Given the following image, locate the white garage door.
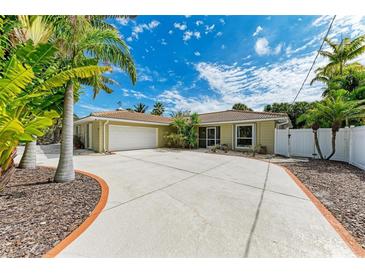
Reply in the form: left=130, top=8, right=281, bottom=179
left=109, top=125, right=158, bottom=151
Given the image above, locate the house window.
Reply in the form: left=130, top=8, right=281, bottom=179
left=198, top=126, right=221, bottom=148
left=236, top=124, right=255, bottom=148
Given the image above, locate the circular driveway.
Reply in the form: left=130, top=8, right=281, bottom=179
left=35, top=148, right=354, bottom=257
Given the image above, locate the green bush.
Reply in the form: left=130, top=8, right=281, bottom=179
left=164, top=133, right=186, bottom=148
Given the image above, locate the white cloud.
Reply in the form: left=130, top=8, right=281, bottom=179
left=196, top=20, right=204, bottom=26
left=274, top=43, right=283, bottom=55
left=116, top=17, right=130, bottom=26
left=122, top=88, right=150, bottom=100
left=255, top=37, right=270, bottom=55
left=253, top=26, right=263, bottom=36
left=168, top=30, right=173, bottom=35
left=221, top=44, right=226, bottom=49
left=216, top=31, right=223, bottom=37
left=174, top=22, right=187, bottom=31
left=255, top=38, right=282, bottom=56
left=194, top=31, right=201, bottom=39
left=219, top=18, right=225, bottom=25
left=194, top=51, right=201, bottom=56
left=183, top=31, right=193, bottom=42
left=205, top=24, right=215, bottom=34
left=129, top=20, right=160, bottom=41
left=182, top=31, right=200, bottom=42
left=148, top=20, right=160, bottom=29
left=158, top=89, right=227, bottom=114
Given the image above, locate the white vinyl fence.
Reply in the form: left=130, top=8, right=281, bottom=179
left=275, top=126, right=365, bottom=170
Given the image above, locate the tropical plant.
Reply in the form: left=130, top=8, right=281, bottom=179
left=264, top=101, right=315, bottom=128
left=133, top=102, right=148, bottom=113
left=299, top=90, right=365, bottom=160
left=232, top=103, right=252, bottom=111
left=151, top=101, right=165, bottom=116
left=167, top=112, right=200, bottom=148
left=46, top=16, right=136, bottom=183
left=318, top=36, right=365, bottom=76
left=185, top=112, right=200, bottom=149
left=297, top=108, right=330, bottom=160
left=164, top=133, right=186, bottom=148
left=170, top=109, right=191, bottom=118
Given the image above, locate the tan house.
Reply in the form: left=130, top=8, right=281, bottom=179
left=74, top=109, right=290, bottom=154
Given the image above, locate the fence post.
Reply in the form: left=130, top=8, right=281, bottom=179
left=348, top=126, right=354, bottom=165
left=287, top=128, right=291, bottom=158
left=274, top=128, right=277, bottom=154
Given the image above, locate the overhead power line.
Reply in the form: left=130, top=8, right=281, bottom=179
left=290, top=15, right=337, bottom=105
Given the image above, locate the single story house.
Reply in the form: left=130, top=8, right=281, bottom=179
left=74, top=109, right=290, bottom=154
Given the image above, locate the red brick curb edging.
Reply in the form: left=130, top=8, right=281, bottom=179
left=43, top=169, right=109, bottom=258
left=282, top=166, right=365, bottom=258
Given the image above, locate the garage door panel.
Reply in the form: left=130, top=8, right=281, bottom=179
left=109, top=125, right=157, bottom=151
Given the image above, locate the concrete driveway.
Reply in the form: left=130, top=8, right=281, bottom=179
left=30, top=148, right=353, bottom=257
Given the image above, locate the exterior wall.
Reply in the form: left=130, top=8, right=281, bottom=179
left=256, top=121, right=275, bottom=154
left=75, top=119, right=276, bottom=153
left=92, top=120, right=102, bottom=152
left=199, top=120, right=276, bottom=153
left=104, top=120, right=172, bottom=152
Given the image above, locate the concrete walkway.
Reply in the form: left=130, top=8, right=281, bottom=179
left=22, top=148, right=354, bottom=257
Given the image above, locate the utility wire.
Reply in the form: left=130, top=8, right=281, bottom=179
left=290, top=15, right=336, bottom=105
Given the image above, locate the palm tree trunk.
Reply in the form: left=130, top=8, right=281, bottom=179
left=19, top=140, right=37, bottom=169
left=54, top=83, right=75, bottom=183
left=313, top=130, right=324, bottom=160
left=327, top=130, right=337, bottom=160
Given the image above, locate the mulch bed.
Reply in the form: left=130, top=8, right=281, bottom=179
left=0, top=167, right=101, bottom=258
left=279, top=160, right=365, bottom=249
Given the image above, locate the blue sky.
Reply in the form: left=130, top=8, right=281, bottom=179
left=75, top=15, right=365, bottom=117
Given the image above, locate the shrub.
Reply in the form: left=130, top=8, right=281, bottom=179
left=164, top=133, right=186, bottom=148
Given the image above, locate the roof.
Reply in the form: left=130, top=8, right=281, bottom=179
left=76, top=109, right=289, bottom=126
left=198, top=110, right=289, bottom=124
left=91, top=110, right=172, bottom=124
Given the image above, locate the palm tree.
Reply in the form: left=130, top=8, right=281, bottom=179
left=297, top=108, right=328, bottom=160
left=151, top=101, right=165, bottom=116
left=170, top=109, right=191, bottom=118
left=232, top=103, right=252, bottom=111
left=133, top=103, right=148, bottom=113
left=319, top=35, right=365, bottom=76
left=305, top=90, right=365, bottom=160
left=48, top=16, right=136, bottom=183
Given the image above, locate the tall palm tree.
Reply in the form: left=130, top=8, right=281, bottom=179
left=151, top=101, right=165, bottom=116
left=232, top=103, right=252, bottom=111
left=319, top=35, right=365, bottom=76
left=49, top=16, right=136, bottom=183
left=133, top=103, right=148, bottom=113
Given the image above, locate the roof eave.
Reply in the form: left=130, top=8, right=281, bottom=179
left=74, top=116, right=171, bottom=126
left=199, top=117, right=289, bottom=125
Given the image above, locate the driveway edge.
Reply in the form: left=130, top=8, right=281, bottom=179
left=282, top=166, right=365, bottom=258
left=43, top=169, right=109, bottom=258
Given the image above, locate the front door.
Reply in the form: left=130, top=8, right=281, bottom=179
left=207, top=127, right=216, bottom=147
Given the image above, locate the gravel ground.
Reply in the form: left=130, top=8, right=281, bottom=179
left=0, top=167, right=101, bottom=258
left=279, top=160, right=365, bottom=249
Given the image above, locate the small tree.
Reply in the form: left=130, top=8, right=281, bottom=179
left=232, top=103, right=252, bottom=111
left=151, top=101, right=165, bottom=116
left=166, top=112, right=200, bottom=148
left=299, top=90, right=365, bottom=160
left=133, top=103, right=148, bottom=113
